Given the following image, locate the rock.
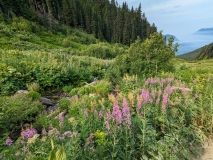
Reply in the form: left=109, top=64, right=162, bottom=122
left=47, top=103, right=59, bottom=113
left=15, top=90, right=28, bottom=95
left=39, top=97, right=54, bottom=106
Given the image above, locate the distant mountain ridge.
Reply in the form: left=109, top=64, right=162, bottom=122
left=177, top=42, right=213, bottom=60
left=164, top=34, right=179, bottom=41
left=198, top=27, right=213, bottom=32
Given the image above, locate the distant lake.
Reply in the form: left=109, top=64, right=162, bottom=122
left=175, top=31, right=213, bottom=56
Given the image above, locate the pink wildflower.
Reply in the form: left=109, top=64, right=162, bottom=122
left=141, top=89, right=149, bottom=102
left=99, top=110, right=103, bottom=118
left=112, top=104, right=122, bottom=124
left=156, top=98, right=160, bottom=104
left=122, top=99, right=131, bottom=125
left=6, top=138, right=13, bottom=146
left=21, top=128, right=37, bottom=139
left=162, top=93, right=169, bottom=104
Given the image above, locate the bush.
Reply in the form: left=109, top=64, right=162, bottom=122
left=0, top=94, right=44, bottom=138
left=69, top=88, right=79, bottom=97
left=109, top=31, right=178, bottom=81
left=62, top=85, right=74, bottom=93
left=59, top=98, right=70, bottom=110
left=27, top=91, right=41, bottom=100
left=95, top=80, right=112, bottom=96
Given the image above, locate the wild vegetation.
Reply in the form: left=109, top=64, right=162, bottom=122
left=0, top=8, right=213, bottom=160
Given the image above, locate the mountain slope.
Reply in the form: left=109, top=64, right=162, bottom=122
left=196, top=42, right=213, bottom=60
left=0, top=0, right=157, bottom=45
left=177, top=42, right=213, bottom=60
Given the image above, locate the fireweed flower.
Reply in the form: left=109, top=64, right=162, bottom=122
left=136, top=100, right=142, bottom=114
left=6, top=138, right=13, bottom=146
left=85, top=133, right=94, bottom=146
left=21, top=128, right=37, bottom=139
left=0, top=155, right=3, bottom=158
left=48, top=127, right=60, bottom=138
left=165, top=84, right=173, bottom=94
left=99, top=110, right=103, bottom=118
left=105, top=112, right=112, bottom=132
left=162, top=93, right=169, bottom=104
left=122, top=99, right=131, bottom=125
left=58, top=113, right=64, bottom=122
left=167, top=77, right=174, bottom=83
left=142, top=89, right=149, bottom=102
left=112, top=104, right=122, bottom=124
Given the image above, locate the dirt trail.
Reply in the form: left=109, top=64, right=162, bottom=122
left=200, top=140, right=213, bottom=160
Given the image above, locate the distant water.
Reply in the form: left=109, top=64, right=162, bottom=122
left=175, top=31, right=213, bottom=56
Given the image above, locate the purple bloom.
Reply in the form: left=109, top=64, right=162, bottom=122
left=165, top=84, right=173, bottom=94
left=167, top=78, right=174, bottom=83
left=6, top=138, right=13, bottom=146
left=112, top=104, right=122, bottom=124
left=122, top=99, right=131, bottom=125
left=141, top=89, right=149, bottom=102
left=48, top=127, right=60, bottom=137
left=21, top=128, right=37, bottom=139
left=136, top=100, right=142, bottom=114
left=58, top=113, right=64, bottom=122
left=193, top=79, right=197, bottom=83
left=105, top=112, right=112, bottom=132
left=99, top=110, right=103, bottom=118
left=162, top=93, right=169, bottom=104
left=181, top=87, right=187, bottom=94
left=85, top=133, right=94, bottom=146
left=0, top=155, right=2, bottom=158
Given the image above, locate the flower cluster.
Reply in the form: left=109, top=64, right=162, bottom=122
left=5, top=138, right=13, bottom=146
left=21, top=128, right=37, bottom=139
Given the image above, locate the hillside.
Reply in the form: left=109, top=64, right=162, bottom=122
left=0, top=16, right=127, bottom=95
left=177, top=47, right=203, bottom=60
left=0, top=0, right=157, bottom=45
left=1, top=8, right=213, bottom=160
left=177, top=42, right=213, bottom=60
left=196, top=42, right=213, bottom=59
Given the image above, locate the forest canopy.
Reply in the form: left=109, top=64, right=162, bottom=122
left=0, top=0, right=157, bottom=45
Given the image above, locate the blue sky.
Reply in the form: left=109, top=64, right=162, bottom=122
left=116, top=0, right=213, bottom=39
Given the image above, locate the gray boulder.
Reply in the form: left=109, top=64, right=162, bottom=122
left=39, top=97, right=54, bottom=106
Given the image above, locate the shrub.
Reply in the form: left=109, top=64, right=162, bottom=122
left=27, top=91, right=41, bottom=100
left=59, top=98, right=70, bottom=110
left=62, top=85, right=74, bottom=93
left=109, top=31, right=178, bottom=80
left=95, top=80, right=112, bottom=96
left=69, top=88, right=79, bottom=97
left=26, top=83, right=40, bottom=92
left=0, top=94, right=44, bottom=138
